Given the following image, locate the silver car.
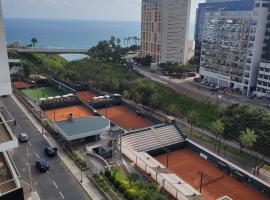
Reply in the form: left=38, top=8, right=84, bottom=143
left=19, top=133, right=29, bottom=143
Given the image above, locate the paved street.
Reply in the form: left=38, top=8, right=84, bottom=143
left=0, top=96, right=90, bottom=200
left=135, top=66, right=269, bottom=108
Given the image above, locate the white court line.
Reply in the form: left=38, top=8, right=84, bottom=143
left=53, top=181, right=59, bottom=190
left=35, top=153, right=39, bottom=159
left=59, top=191, right=65, bottom=199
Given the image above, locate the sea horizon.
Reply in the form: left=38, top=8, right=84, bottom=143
left=4, top=18, right=195, bottom=49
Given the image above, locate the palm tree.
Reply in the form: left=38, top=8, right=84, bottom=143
left=31, top=37, right=38, bottom=47
left=239, top=128, right=257, bottom=156
left=122, top=90, right=130, bottom=99
left=116, top=38, right=121, bottom=46
left=134, top=92, right=142, bottom=104
left=188, top=111, right=199, bottom=135
left=111, top=79, right=120, bottom=91
left=149, top=93, right=160, bottom=111
left=211, top=120, right=224, bottom=155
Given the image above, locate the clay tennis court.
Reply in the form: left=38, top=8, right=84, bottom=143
left=155, top=148, right=269, bottom=200
left=97, top=105, right=153, bottom=130
left=76, top=91, right=96, bottom=102
left=13, top=81, right=33, bottom=89
left=44, top=105, right=93, bottom=122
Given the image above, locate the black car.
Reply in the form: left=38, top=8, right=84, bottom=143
left=36, top=159, right=49, bottom=173
left=44, top=146, right=58, bottom=157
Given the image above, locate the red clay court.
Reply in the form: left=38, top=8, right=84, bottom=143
left=44, top=105, right=93, bottom=122
left=76, top=91, right=96, bottom=102
left=13, top=81, right=33, bottom=89
left=155, top=148, right=269, bottom=200
left=97, top=105, right=153, bottom=130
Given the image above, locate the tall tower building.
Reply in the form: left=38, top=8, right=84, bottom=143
left=141, top=0, right=191, bottom=65
left=0, top=0, right=11, bottom=96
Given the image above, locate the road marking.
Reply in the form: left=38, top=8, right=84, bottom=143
left=46, top=171, right=50, bottom=174
left=59, top=191, right=64, bottom=199
left=53, top=181, right=59, bottom=190
left=35, top=153, right=39, bottom=159
left=28, top=141, right=32, bottom=146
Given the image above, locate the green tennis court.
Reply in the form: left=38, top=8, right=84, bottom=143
left=21, top=87, right=63, bottom=102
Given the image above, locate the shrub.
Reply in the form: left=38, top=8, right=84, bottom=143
left=118, top=183, right=126, bottom=193
left=113, top=180, right=120, bottom=188
left=104, top=170, right=111, bottom=177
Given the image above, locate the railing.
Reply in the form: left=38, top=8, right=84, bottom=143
left=122, top=145, right=200, bottom=200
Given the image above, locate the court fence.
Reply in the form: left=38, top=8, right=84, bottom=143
left=122, top=145, right=201, bottom=200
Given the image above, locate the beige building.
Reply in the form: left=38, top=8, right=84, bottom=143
left=141, top=0, right=191, bottom=65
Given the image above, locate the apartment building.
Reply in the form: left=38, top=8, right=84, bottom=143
left=141, top=0, right=191, bottom=65
left=0, top=1, right=24, bottom=199
left=256, top=0, right=270, bottom=97
left=194, top=0, right=254, bottom=71
left=0, top=1, right=11, bottom=96
left=198, top=0, right=268, bottom=95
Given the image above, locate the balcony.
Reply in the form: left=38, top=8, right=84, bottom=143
left=0, top=151, right=22, bottom=198
left=0, top=106, right=18, bottom=152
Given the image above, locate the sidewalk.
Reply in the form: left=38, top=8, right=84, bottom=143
left=12, top=94, right=105, bottom=200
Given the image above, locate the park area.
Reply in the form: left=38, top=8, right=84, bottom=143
left=44, top=105, right=93, bottom=122
left=97, top=105, right=153, bottom=130
left=20, top=87, right=62, bottom=102
left=13, top=81, right=33, bottom=89
left=155, top=148, right=269, bottom=200
left=76, top=91, right=96, bottom=102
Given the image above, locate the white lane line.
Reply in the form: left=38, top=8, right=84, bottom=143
left=59, top=191, right=64, bottom=199
left=35, top=153, right=39, bottom=159
left=53, top=181, right=59, bottom=190
left=28, top=141, right=32, bottom=146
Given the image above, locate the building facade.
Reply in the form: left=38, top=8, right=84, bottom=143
left=194, top=0, right=254, bottom=71
left=198, top=1, right=268, bottom=95
left=0, top=1, right=11, bottom=96
left=256, top=0, right=270, bottom=97
left=141, top=0, right=191, bottom=65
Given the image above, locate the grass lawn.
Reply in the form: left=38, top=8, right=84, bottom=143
left=21, top=87, right=62, bottom=102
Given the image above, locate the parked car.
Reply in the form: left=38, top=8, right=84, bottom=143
left=44, top=146, right=58, bottom=157
left=19, top=133, right=28, bottom=143
left=36, top=159, right=49, bottom=173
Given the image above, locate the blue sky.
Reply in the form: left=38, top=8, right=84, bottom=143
left=2, top=0, right=205, bottom=23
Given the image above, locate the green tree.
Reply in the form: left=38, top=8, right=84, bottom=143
left=149, top=93, right=161, bottom=111
left=122, top=90, right=130, bottom=99
left=188, top=111, right=199, bottom=134
left=127, top=172, right=139, bottom=185
left=134, top=92, right=142, bottom=104
left=22, top=64, right=31, bottom=78
left=31, top=37, right=38, bottom=47
left=239, top=128, right=257, bottom=155
left=111, top=79, right=120, bottom=91
left=211, top=120, right=224, bottom=153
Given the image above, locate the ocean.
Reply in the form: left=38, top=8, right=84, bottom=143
left=4, top=18, right=195, bottom=49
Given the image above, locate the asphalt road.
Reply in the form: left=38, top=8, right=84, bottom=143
left=0, top=96, right=90, bottom=200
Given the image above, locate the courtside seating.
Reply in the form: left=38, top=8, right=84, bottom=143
left=122, top=125, right=185, bottom=152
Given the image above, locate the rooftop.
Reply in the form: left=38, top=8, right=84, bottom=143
left=55, top=116, right=110, bottom=141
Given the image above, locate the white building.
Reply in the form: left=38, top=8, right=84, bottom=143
left=141, top=0, right=191, bottom=65
left=0, top=0, right=11, bottom=96
left=199, top=3, right=268, bottom=96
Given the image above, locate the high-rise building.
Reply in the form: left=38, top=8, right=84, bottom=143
left=194, top=0, right=254, bottom=71
left=256, top=0, right=270, bottom=97
left=197, top=0, right=268, bottom=95
left=0, top=0, right=11, bottom=96
left=141, top=0, right=191, bottom=65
